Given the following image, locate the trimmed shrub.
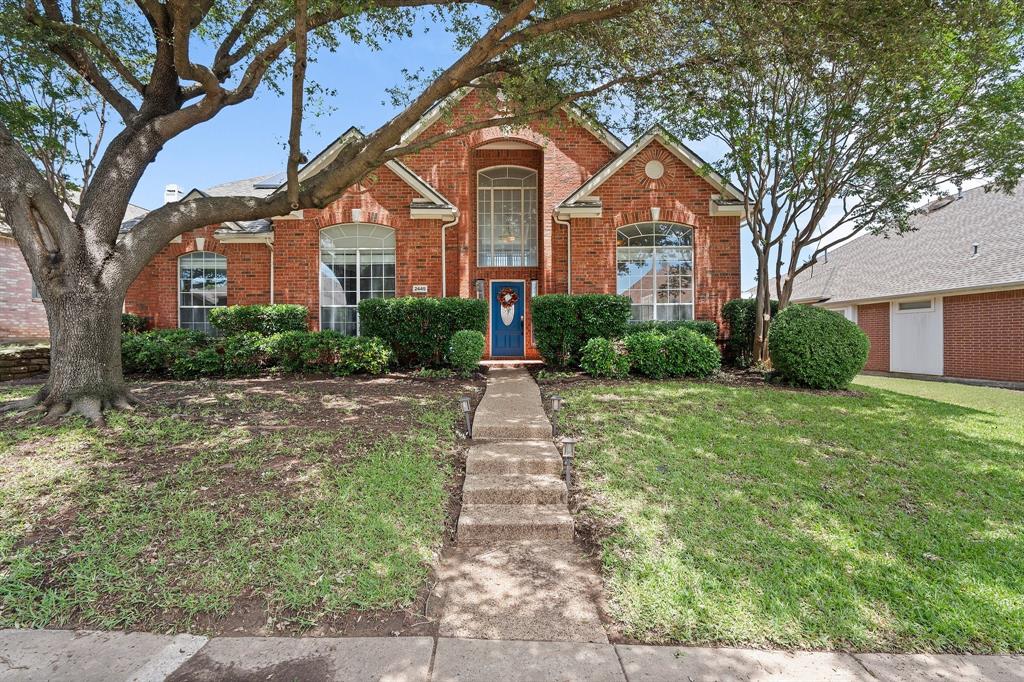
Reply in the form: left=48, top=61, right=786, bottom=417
left=580, top=337, right=630, bottom=378
left=359, top=297, right=486, bottom=367
left=220, top=332, right=274, bottom=377
left=722, top=297, right=779, bottom=367
left=663, top=328, right=721, bottom=378
left=170, top=346, right=224, bottom=380
left=209, top=304, right=309, bottom=335
left=267, top=330, right=392, bottom=375
left=623, top=319, right=718, bottom=341
left=531, top=294, right=632, bottom=367
left=121, top=329, right=210, bottom=375
left=769, top=304, right=869, bottom=389
left=624, top=331, right=669, bottom=379
left=121, top=312, right=149, bottom=334
left=448, top=330, right=485, bottom=376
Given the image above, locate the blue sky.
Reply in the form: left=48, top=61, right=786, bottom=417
left=129, top=22, right=759, bottom=292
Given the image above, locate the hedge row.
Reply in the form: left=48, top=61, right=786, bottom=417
left=122, top=329, right=391, bottom=379
left=359, top=297, right=486, bottom=367
left=581, top=328, right=721, bottom=379
left=623, top=319, right=718, bottom=341
left=208, top=304, right=309, bottom=335
left=531, top=294, right=632, bottom=367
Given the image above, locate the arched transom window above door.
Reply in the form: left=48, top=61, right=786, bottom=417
left=477, top=166, right=538, bottom=267
left=616, top=222, right=694, bottom=322
left=319, top=224, right=396, bottom=335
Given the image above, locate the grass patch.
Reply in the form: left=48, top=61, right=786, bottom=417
left=557, top=378, right=1024, bottom=652
left=0, top=376, right=479, bottom=634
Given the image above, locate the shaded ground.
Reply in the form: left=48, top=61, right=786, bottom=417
left=542, top=374, right=1024, bottom=653
left=0, top=373, right=484, bottom=636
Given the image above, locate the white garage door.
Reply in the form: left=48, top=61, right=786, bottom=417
left=890, top=298, right=943, bottom=375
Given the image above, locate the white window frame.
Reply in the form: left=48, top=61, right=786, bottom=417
left=615, top=221, right=696, bottom=323
left=476, top=166, right=539, bottom=267
left=178, top=251, right=228, bottom=333
left=895, top=298, right=935, bottom=313
left=319, top=223, right=396, bottom=336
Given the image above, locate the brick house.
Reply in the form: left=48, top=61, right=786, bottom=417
left=790, top=181, right=1024, bottom=385
left=0, top=204, right=148, bottom=342
left=2, top=92, right=745, bottom=357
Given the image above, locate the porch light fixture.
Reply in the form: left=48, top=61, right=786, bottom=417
left=474, top=279, right=484, bottom=299
left=459, top=396, right=473, bottom=437
left=550, top=394, right=562, bottom=436
left=560, top=437, right=579, bottom=488
left=530, top=279, right=538, bottom=297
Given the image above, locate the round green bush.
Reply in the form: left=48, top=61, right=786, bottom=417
left=624, top=331, right=668, bottom=379
left=580, top=337, right=630, bottom=378
left=768, top=304, right=869, bottom=389
left=663, top=328, right=721, bottom=378
left=447, top=330, right=485, bottom=376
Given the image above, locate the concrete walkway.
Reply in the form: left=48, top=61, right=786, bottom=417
left=2, top=629, right=1022, bottom=681
left=437, top=367, right=607, bottom=643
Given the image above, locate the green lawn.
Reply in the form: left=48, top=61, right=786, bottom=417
left=0, top=376, right=472, bottom=633
left=555, top=376, right=1023, bottom=652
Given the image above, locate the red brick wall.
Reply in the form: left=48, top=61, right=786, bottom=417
left=0, top=236, right=49, bottom=341
left=568, top=140, right=741, bottom=333
left=125, top=226, right=272, bottom=329
left=943, top=288, right=1024, bottom=383
left=124, top=93, right=742, bottom=355
left=857, top=302, right=890, bottom=372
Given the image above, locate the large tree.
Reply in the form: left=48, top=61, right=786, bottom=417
left=650, top=0, right=1024, bottom=362
left=0, top=0, right=691, bottom=423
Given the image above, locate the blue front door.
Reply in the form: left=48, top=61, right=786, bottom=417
left=491, top=281, right=525, bottom=357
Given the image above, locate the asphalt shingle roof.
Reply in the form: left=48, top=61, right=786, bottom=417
left=790, top=181, right=1024, bottom=305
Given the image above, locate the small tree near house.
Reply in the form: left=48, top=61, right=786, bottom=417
left=0, top=0, right=712, bottom=424
left=649, top=0, right=1024, bottom=362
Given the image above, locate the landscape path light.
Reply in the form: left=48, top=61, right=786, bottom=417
left=459, top=396, right=472, bottom=437
left=560, top=436, right=579, bottom=488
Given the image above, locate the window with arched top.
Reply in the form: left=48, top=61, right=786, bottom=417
left=319, top=223, right=396, bottom=335
left=178, top=251, right=227, bottom=333
left=477, top=166, right=538, bottom=267
left=616, top=222, right=694, bottom=322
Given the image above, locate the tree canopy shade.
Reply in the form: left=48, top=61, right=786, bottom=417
left=645, top=0, right=1024, bottom=361
left=0, top=0, right=698, bottom=423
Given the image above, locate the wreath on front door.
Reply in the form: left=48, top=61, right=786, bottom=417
left=497, top=287, right=519, bottom=326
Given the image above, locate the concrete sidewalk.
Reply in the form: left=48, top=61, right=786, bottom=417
left=2, top=630, right=1021, bottom=681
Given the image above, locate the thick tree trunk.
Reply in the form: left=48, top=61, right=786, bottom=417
left=5, top=288, right=133, bottom=425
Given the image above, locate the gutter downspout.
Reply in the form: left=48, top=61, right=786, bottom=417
left=267, top=242, right=275, bottom=304
left=440, top=211, right=459, bottom=298
left=553, top=212, right=572, bottom=294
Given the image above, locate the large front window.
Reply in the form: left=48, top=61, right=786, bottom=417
left=320, top=224, right=396, bottom=335
left=178, top=251, right=227, bottom=333
left=477, top=166, right=538, bottom=267
left=616, top=222, right=694, bottom=322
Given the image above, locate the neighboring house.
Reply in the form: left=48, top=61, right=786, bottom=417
left=0, top=203, right=149, bottom=342
left=123, top=90, right=745, bottom=358
left=790, top=182, right=1024, bottom=385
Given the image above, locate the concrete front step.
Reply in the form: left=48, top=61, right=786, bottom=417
left=457, top=504, right=574, bottom=543
left=472, top=421, right=553, bottom=441
left=466, top=440, right=563, bottom=476
left=463, top=473, right=567, bottom=505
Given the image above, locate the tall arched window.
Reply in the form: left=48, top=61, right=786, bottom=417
left=178, top=251, right=227, bottom=333
left=477, top=166, right=538, bottom=267
left=320, top=224, right=396, bottom=335
left=616, top=222, right=694, bottom=322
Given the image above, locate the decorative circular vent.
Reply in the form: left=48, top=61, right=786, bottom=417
left=633, top=148, right=674, bottom=190
left=644, top=160, right=665, bottom=180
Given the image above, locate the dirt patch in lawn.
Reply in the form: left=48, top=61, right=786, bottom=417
left=0, top=372, right=485, bottom=638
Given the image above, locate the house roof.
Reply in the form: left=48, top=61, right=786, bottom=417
left=1, top=201, right=149, bottom=237
left=790, top=180, right=1024, bottom=305
left=398, top=88, right=628, bottom=154
left=556, top=126, right=745, bottom=214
